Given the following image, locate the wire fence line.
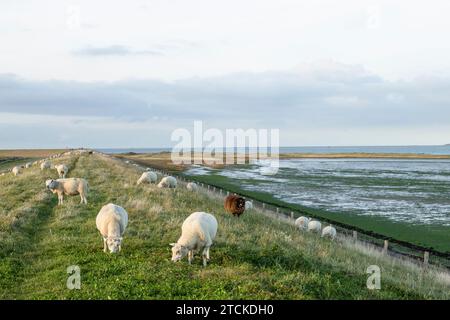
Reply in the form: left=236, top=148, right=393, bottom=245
left=119, top=157, right=450, bottom=271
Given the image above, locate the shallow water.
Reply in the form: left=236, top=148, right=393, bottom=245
left=186, top=159, right=450, bottom=226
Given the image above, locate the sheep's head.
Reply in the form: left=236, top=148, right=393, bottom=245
left=170, top=243, right=188, bottom=262
left=106, top=237, right=123, bottom=253
left=45, top=179, right=58, bottom=191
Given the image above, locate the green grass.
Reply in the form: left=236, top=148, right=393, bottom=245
left=184, top=173, right=450, bottom=254
left=0, top=154, right=449, bottom=299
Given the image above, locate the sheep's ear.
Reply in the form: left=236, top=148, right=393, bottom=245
left=169, top=243, right=176, bottom=247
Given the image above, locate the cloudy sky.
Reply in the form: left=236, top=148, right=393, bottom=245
left=1, top=0, right=450, bottom=148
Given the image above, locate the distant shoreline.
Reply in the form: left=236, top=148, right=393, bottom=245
left=278, top=153, right=450, bottom=160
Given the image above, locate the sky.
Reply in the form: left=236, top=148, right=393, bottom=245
left=1, top=0, right=450, bottom=148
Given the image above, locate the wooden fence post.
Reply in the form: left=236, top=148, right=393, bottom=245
left=383, top=240, right=389, bottom=254
left=423, top=251, right=429, bottom=267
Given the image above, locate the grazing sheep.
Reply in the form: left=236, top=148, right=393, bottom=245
left=186, top=182, right=198, bottom=192
left=224, top=194, right=246, bottom=217
left=55, top=164, right=69, bottom=178
left=45, top=178, right=89, bottom=205
left=25, top=163, right=32, bottom=168
left=158, top=176, right=177, bottom=188
left=137, top=171, right=157, bottom=185
left=12, top=166, right=21, bottom=176
left=96, top=203, right=128, bottom=253
left=245, top=200, right=253, bottom=210
left=295, top=216, right=310, bottom=230
left=170, top=212, right=218, bottom=267
left=307, top=220, right=322, bottom=233
left=322, top=225, right=337, bottom=240
left=40, top=161, right=51, bottom=170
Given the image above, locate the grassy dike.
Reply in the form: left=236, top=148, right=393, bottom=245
left=0, top=153, right=449, bottom=299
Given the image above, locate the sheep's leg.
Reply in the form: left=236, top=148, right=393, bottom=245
left=206, top=247, right=211, bottom=261
left=188, top=250, right=194, bottom=265
left=202, top=248, right=209, bottom=267
left=103, top=239, right=107, bottom=252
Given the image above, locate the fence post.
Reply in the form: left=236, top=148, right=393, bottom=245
left=276, top=208, right=279, bottom=214
left=290, top=212, right=294, bottom=220
left=423, top=251, right=429, bottom=267
left=353, top=231, right=357, bottom=241
left=383, top=240, right=389, bottom=254
left=262, top=203, right=266, bottom=210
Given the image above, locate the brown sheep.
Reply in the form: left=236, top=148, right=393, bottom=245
left=224, top=194, right=246, bottom=217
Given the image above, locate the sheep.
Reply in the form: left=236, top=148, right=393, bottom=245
left=158, top=176, right=177, bottom=188
left=25, top=163, right=32, bottom=168
left=96, top=203, right=128, bottom=253
left=170, top=212, right=218, bottom=267
left=224, top=194, right=246, bottom=217
left=295, top=216, right=310, bottom=230
left=245, top=200, right=253, bottom=210
left=45, top=178, right=89, bottom=205
left=12, top=166, right=21, bottom=176
left=55, top=164, right=69, bottom=179
left=40, top=161, right=51, bottom=170
left=307, top=220, right=322, bottom=233
left=186, top=182, right=198, bottom=192
left=321, top=225, right=337, bottom=240
left=137, top=171, right=157, bottom=185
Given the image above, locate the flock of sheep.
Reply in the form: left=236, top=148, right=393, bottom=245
left=2, top=149, right=337, bottom=267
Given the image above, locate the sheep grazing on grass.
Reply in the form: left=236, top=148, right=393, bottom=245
left=322, top=225, right=337, bottom=240
left=40, top=161, right=51, bottom=170
left=25, top=163, right=32, bottom=168
left=170, top=212, right=218, bottom=267
left=158, top=176, right=177, bottom=188
left=55, top=164, right=69, bottom=179
left=186, top=182, right=198, bottom=192
left=12, top=166, right=21, bottom=176
left=245, top=200, right=253, bottom=210
left=45, top=178, right=89, bottom=205
left=307, top=220, right=322, bottom=233
left=295, top=216, right=310, bottom=230
left=137, top=171, right=157, bottom=185
left=224, top=194, right=246, bottom=218
left=96, top=203, right=128, bottom=253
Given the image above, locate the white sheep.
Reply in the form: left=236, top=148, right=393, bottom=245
left=40, top=161, right=51, bottom=170
left=186, top=182, right=198, bottom=192
left=295, top=216, right=310, bottom=230
left=96, top=203, right=128, bottom=253
left=137, top=171, right=157, bottom=185
left=321, top=225, right=337, bottom=240
left=158, top=176, right=177, bottom=188
left=45, top=178, right=89, bottom=205
left=307, top=220, right=322, bottom=233
left=245, top=200, right=253, bottom=210
left=170, top=212, right=218, bottom=267
left=12, top=166, right=21, bottom=176
left=25, top=163, right=32, bottom=168
left=55, top=164, right=69, bottom=178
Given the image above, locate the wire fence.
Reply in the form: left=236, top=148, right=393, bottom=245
left=120, top=157, right=450, bottom=271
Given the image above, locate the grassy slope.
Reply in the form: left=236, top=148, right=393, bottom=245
left=0, top=154, right=449, bottom=299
